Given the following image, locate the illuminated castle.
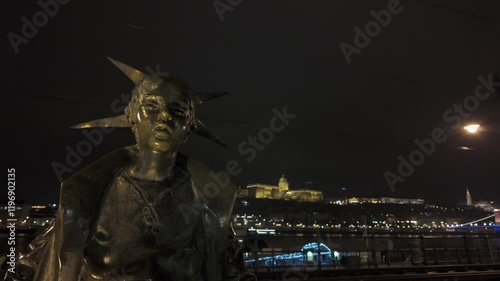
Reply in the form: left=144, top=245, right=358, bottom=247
left=241, top=174, right=324, bottom=203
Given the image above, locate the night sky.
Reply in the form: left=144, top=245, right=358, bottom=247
left=2, top=0, right=500, bottom=206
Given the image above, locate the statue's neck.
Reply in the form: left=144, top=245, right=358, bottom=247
left=127, top=150, right=177, bottom=182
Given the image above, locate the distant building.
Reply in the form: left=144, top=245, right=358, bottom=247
left=466, top=188, right=472, bottom=206
left=0, top=202, right=56, bottom=228
left=242, top=174, right=324, bottom=203
left=29, top=205, right=57, bottom=227
left=346, top=197, right=380, bottom=204
left=462, top=188, right=494, bottom=212
left=0, top=200, right=31, bottom=227
left=474, top=201, right=494, bottom=212
left=381, top=197, right=424, bottom=205
left=345, top=197, right=424, bottom=205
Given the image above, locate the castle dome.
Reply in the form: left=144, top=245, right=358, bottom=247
left=278, top=174, right=289, bottom=191
left=279, top=174, right=288, bottom=183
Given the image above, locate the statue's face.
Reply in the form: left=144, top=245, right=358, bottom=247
left=133, top=81, right=192, bottom=153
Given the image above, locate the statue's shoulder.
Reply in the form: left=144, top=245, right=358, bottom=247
left=58, top=146, right=137, bottom=221
left=177, top=153, right=240, bottom=230
left=62, top=146, right=137, bottom=187
left=178, top=153, right=240, bottom=193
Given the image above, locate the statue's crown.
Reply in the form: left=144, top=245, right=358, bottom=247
left=71, top=57, right=228, bottom=148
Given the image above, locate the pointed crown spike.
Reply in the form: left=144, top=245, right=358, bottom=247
left=107, top=57, right=145, bottom=85
left=193, top=119, right=227, bottom=149
left=194, top=92, right=229, bottom=105
left=71, top=115, right=130, bottom=129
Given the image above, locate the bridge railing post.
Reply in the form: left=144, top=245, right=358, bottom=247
left=464, top=234, right=472, bottom=264
left=317, top=240, right=321, bottom=271
left=485, top=236, right=493, bottom=264
left=271, top=248, right=275, bottom=272
left=442, top=235, right=447, bottom=265
left=371, top=234, right=378, bottom=268
left=420, top=235, right=427, bottom=266
left=253, top=232, right=259, bottom=272
left=433, top=247, right=438, bottom=265
left=477, top=247, right=482, bottom=264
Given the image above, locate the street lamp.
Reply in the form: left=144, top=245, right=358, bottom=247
left=464, top=124, right=480, bottom=134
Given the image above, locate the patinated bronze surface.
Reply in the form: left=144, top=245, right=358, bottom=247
left=5, top=58, right=256, bottom=281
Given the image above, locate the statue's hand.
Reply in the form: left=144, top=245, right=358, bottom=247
left=240, top=272, right=258, bottom=281
left=3, top=267, right=30, bottom=281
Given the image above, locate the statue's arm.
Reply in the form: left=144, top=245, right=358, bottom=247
left=226, top=224, right=257, bottom=281
left=4, top=184, right=92, bottom=281
left=200, top=208, right=223, bottom=281
left=3, top=221, right=55, bottom=281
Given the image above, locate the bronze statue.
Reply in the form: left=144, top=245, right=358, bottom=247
left=5, top=58, right=256, bottom=281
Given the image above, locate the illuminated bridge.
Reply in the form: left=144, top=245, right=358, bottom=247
left=245, top=242, right=339, bottom=268
left=446, top=214, right=500, bottom=231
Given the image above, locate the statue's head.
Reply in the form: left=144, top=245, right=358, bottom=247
left=125, top=75, right=195, bottom=152
left=72, top=58, right=227, bottom=152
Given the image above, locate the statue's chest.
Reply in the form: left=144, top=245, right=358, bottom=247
left=96, top=174, right=201, bottom=250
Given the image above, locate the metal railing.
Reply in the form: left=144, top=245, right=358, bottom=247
left=240, top=233, right=500, bottom=272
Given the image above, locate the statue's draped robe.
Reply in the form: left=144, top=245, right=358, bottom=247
left=10, top=146, right=240, bottom=281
